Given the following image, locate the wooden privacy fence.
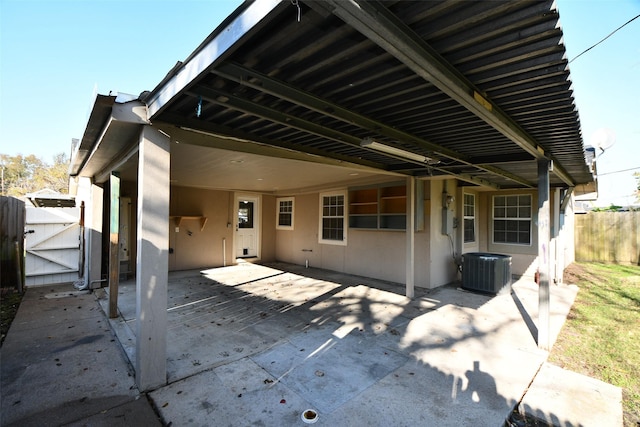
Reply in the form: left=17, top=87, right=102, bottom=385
left=1, top=196, right=26, bottom=290
left=575, top=211, right=640, bottom=265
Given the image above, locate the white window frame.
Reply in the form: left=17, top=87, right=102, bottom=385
left=492, top=194, right=532, bottom=246
left=318, top=190, right=347, bottom=246
left=276, top=197, right=294, bottom=230
left=463, top=193, right=476, bottom=243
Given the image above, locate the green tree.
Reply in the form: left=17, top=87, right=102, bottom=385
left=33, top=153, right=70, bottom=194
left=0, top=153, right=70, bottom=197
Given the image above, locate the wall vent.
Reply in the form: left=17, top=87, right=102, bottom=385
left=462, top=252, right=512, bottom=295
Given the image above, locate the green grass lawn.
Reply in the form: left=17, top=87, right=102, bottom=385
left=549, top=262, right=640, bottom=426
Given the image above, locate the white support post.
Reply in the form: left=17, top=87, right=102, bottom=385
left=135, top=125, right=170, bottom=391
left=537, top=159, right=551, bottom=350
left=109, top=173, right=120, bottom=319
left=553, top=189, right=561, bottom=284
left=88, top=182, right=103, bottom=288
left=406, top=176, right=415, bottom=298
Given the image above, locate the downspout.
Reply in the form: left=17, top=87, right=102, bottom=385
left=79, top=201, right=85, bottom=278
left=223, top=238, right=226, bottom=267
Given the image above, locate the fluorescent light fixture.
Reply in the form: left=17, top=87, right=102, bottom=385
left=361, top=138, right=429, bottom=163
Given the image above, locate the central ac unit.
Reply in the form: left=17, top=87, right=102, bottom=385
left=462, top=252, right=512, bottom=295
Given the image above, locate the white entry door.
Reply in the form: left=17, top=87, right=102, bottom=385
left=235, top=195, right=260, bottom=258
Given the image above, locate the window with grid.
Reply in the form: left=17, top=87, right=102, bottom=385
left=276, top=197, right=294, bottom=230
left=319, top=191, right=346, bottom=245
left=493, top=195, right=532, bottom=245
left=463, top=193, right=476, bottom=243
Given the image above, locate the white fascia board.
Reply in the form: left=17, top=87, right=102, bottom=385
left=111, top=101, right=150, bottom=125
left=146, top=0, right=281, bottom=119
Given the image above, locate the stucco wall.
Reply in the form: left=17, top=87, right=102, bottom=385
left=427, top=180, right=459, bottom=287
left=261, top=195, right=277, bottom=262
left=167, top=186, right=234, bottom=271
left=79, top=175, right=576, bottom=289
left=472, top=190, right=538, bottom=278
left=465, top=188, right=570, bottom=281
left=562, top=192, right=576, bottom=267
left=119, top=187, right=277, bottom=272
left=273, top=182, right=449, bottom=288
left=120, top=181, right=138, bottom=275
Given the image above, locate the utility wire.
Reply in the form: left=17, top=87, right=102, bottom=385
left=598, top=166, right=640, bottom=176
left=569, top=13, right=640, bottom=64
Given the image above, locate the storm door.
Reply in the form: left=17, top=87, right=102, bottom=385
left=235, top=195, right=260, bottom=258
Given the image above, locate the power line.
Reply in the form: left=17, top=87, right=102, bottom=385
left=598, top=166, right=640, bottom=176
left=569, top=13, right=640, bottom=64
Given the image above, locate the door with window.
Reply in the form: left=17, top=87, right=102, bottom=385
left=235, top=195, right=260, bottom=258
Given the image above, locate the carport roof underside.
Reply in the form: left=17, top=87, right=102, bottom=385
left=76, top=0, right=595, bottom=192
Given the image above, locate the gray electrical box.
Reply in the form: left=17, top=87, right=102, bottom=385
left=442, top=208, right=453, bottom=235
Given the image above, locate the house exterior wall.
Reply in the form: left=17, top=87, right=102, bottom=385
left=160, top=183, right=575, bottom=283
left=75, top=173, right=577, bottom=289
left=555, top=189, right=576, bottom=282
left=272, top=179, right=460, bottom=289
left=428, top=180, right=459, bottom=287
left=261, top=195, right=277, bottom=262
left=274, top=189, right=411, bottom=284
left=74, top=177, right=104, bottom=289
left=275, top=193, right=321, bottom=268
left=486, top=190, right=538, bottom=277
left=460, top=187, right=574, bottom=283
left=120, top=181, right=138, bottom=276
left=167, top=186, right=234, bottom=271
left=562, top=193, right=576, bottom=267
left=473, top=190, right=538, bottom=278
left=159, top=187, right=279, bottom=271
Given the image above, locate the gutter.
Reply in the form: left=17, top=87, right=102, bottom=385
left=69, top=94, right=117, bottom=176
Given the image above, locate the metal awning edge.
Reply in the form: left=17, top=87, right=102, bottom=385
left=143, top=0, right=284, bottom=119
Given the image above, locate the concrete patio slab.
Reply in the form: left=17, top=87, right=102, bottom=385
left=0, top=285, right=159, bottom=427
left=520, top=362, right=623, bottom=426
left=100, top=261, right=586, bottom=426
left=3, top=262, right=623, bottom=426
left=150, top=357, right=312, bottom=426
left=252, top=322, right=409, bottom=414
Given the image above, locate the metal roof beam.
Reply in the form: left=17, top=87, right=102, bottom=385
left=213, top=62, right=456, bottom=158
left=320, top=0, right=575, bottom=187
left=212, top=62, right=528, bottom=187
left=154, top=119, right=388, bottom=172
left=181, top=86, right=502, bottom=188
left=190, top=86, right=371, bottom=152
left=469, top=153, right=534, bottom=165
left=388, top=165, right=499, bottom=189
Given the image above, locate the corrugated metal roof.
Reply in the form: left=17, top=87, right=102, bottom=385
left=146, top=0, right=593, bottom=190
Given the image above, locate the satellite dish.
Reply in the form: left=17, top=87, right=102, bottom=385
left=590, top=128, right=616, bottom=154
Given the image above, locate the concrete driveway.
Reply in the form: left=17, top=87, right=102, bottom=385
left=100, top=261, right=578, bottom=426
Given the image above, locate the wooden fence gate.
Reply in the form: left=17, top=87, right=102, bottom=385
left=25, top=207, right=81, bottom=286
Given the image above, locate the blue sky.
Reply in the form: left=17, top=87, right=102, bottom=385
left=557, top=0, right=640, bottom=206
left=1, top=0, right=638, bottom=206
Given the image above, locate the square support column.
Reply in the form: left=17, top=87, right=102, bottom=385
left=135, top=125, right=170, bottom=391
left=537, top=159, right=551, bottom=350
left=88, top=182, right=104, bottom=288
left=109, top=173, right=120, bottom=318
left=405, top=176, right=415, bottom=298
